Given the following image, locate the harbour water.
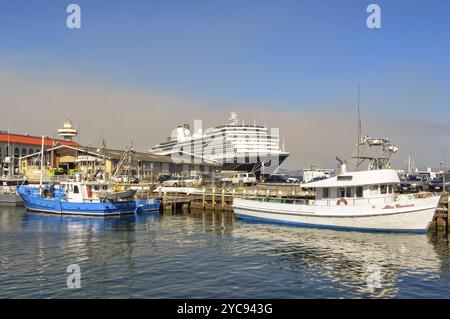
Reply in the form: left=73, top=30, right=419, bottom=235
left=0, top=206, right=449, bottom=299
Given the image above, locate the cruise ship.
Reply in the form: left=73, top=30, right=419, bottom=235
left=149, top=113, right=289, bottom=175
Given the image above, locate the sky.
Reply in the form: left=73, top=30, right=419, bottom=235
left=0, top=0, right=449, bottom=170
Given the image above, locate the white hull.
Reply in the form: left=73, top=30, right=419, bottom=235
left=232, top=196, right=441, bottom=233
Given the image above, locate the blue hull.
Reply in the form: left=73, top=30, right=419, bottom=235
left=17, top=186, right=160, bottom=216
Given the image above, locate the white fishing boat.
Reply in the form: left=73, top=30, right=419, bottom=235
left=233, top=137, right=441, bottom=233
left=0, top=156, right=26, bottom=206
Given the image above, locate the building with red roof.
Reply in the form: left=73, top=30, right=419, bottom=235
left=0, top=132, right=81, bottom=170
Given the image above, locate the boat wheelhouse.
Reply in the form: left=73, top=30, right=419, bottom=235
left=306, top=169, right=400, bottom=206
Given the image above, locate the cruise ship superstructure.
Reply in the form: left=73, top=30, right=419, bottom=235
left=149, top=113, right=289, bottom=175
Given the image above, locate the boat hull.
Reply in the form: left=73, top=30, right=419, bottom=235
left=232, top=197, right=441, bottom=233
left=17, top=186, right=160, bottom=216
left=0, top=194, right=24, bottom=206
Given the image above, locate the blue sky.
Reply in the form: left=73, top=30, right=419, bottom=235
left=1, top=0, right=449, bottom=110
left=0, top=0, right=449, bottom=168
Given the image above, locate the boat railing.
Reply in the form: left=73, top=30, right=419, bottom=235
left=240, top=191, right=439, bottom=206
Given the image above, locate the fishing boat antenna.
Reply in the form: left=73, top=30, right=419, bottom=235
left=357, top=83, right=362, bottom=163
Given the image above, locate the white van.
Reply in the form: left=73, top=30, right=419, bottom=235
left=231, top=173, right=257, bottom=186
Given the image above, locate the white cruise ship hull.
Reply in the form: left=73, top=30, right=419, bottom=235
left=232, top=196, right=441, bottom=233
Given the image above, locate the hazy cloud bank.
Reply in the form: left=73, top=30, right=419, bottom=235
left=0, top=72, right=449, bottom=170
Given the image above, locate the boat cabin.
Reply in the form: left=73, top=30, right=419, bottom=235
left=61, top=181, right=111, bottom=202
left=302, top=169, right=400, bottom=204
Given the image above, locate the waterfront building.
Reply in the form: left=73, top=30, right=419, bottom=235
left=0, top=132, right=80, bottom=175
left=19, top=144, right=219, bottom=181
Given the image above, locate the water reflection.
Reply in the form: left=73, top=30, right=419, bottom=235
left=0, top=206, right=448, bottom=298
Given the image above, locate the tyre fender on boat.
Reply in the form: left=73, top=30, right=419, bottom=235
left=336, top=198, right=348, bottom=206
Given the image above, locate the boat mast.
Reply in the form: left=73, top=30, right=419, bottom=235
left=357, top=83, right=361, bottom=163
left=39, top=136, right=44, bottom=195
left=103, top=138, right=107, bottom=181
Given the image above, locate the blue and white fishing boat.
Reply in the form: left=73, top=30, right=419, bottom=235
left=17, top=182, right=160, bottom=216
left=16, top=136, right=160, bottom=216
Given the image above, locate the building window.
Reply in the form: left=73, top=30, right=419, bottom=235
left=21, top=148, right=27, bottom=157
left=14, top=148, right=20, bottom=158
left=29, top=149, right=34, bottom=155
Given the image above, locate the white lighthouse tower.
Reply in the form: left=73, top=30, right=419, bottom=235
left=58, top=118, right=78, bottom=141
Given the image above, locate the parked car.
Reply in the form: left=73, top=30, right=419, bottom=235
left=286, top=176, right=302, bottom=183
left=398, top=174, right=431, bottom=193
left=162, top=176, right=183, bottom=187
left=231, top=173, right=257, bottom=186
left=182, top=175, right=202, bottom=187
left=265, top=174, right=290, bottom=184
left=308, top=176, right=329, bottom=183
left=428, top=173, right=450, bottom=192
left=158, top=174, right=172, bottom=183
left=112, top=175, right=139, bottom=183
left=127, top=176, right=140, bottom=183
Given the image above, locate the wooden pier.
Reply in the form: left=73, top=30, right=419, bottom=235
left=430, top=194, right=449, bottom=234
left=154, top=184, right=312, bottom=212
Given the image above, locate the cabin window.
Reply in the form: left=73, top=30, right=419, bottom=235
left=345, top=188, right=352, bottom=198
left=356, top=186, right=363, bottom=198
left=322, top=188, right=329, bottom=198
left=74, top=186, right=79, bottom=194
left=369, top=186, right=379, bottom=195
left=337, top=188, right=346, bottom=198
left=380, top=185, right=387, bottom=195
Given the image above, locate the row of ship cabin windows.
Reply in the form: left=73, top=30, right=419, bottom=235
left=321, top=184, right=395, bottom=199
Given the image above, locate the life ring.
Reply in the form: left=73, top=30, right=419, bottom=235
left=336, top=198, right=348, bottom=206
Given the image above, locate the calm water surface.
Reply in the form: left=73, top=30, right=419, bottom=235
left=0, top=206, right=449, bottom=298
